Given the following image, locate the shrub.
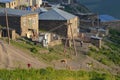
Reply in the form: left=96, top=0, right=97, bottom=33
left=30, top=47, right=38, bottom=53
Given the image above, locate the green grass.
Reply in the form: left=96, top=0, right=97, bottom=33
left=9, top=38, right=72, bottom=62
left=0, top=68, right=118, bottom=80
left=87, top=29, right=120, bottom=66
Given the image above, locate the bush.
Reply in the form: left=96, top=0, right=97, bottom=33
left=48, top=48, right=54, bottom=52
left=89, top=47, right=97, bottom=52
left=99, top=58, right=110, bottom=65
left=30, top=47, right=38, bottom=53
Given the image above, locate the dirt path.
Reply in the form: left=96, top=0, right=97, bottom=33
left=0, top=40, right=47, bottom=69
left=0, top=40, right=119, bottom=74
left=51, top=41, right=119, bottom=74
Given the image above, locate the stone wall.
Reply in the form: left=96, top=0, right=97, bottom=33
left=0, top=16, right=21, bottom=35
left=21, top=14, right=39, bottom=37
left=91, top=38, right=101, bottom=48
left=39, top=17, right=78, bottom=38
left=1, top=28, right=16, bottom=40
left=0, top=13, right=38, bottom=37
left=48, top=40, right=62, bottom=47
left=0, top=0, right=18, bottom=9
left=39, top=20, right=68, bottom=37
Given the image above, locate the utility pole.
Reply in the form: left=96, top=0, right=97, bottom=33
left=69, top=23, right=77, bottom=56
left=4, top=8, right=10, bottom=44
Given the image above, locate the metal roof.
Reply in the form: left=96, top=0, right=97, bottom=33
left=0, top=0, right=13, bottom=3
left=39, top=8, right=76, bottom=20
left=0, top=8, right=38, bottom=16
left=35, top=7, right=48, bottom=14
left=99, top=15, right=119, bottom=22
left=91, top=36, right=102, bottom=40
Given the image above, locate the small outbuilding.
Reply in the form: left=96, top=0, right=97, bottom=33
left=91, top=36, right=102, bottom=48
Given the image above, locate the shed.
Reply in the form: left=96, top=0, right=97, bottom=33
left=91, top=36, right=102, bottom=48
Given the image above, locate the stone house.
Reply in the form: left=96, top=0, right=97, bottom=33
left=0, top=8, right=38, bottom=38
left=0, top=0, right=18, bottom=9
left=17, top=0, right=42, bottom=7
left=32, top=0, right=42, bottom=7
left=39, top=8, right=79, bottom=39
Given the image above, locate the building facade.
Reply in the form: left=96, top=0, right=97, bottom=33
left=39, top=8, right=79, bottom=39
left=0, top=0, right=18, bottom=9
left=32, top=0, right=42, bottom=7
left=0, top=8, right=38, bottom=38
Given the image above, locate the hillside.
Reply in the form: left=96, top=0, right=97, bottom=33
left=78, top=0, right=120, bottom=19
left=46, top=0, right=90, bottom=13
left=0, top=40, right=47, bottom=69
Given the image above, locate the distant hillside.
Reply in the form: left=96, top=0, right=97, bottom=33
left=63, top=4, right=90, bottom=14
left=77, top=0, right=120, bottom=19
left=46, top=0, right=91, bottom=13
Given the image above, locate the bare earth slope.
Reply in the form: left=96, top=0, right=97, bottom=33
left=0, top=40, right=47, bottom=69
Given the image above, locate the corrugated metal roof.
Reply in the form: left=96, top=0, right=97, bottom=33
left=91, top=36, right=102, bottom=40
left=99, top=15, right=119, bottom=22
left=0, top=8, right=38, bottom=16
left=39, top=8, right=76, bottom=20
left=0, top=0, right=13, bottom=3
left=35, top=8, right=48, bottom=14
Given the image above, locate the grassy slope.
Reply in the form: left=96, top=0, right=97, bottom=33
left=0, top=67, right=119, bottom=80
left=1, top=29, right=120, bottom=79
left=87, top=29, right=120, bottom=67
left=10, top=38, right=72, bottom=62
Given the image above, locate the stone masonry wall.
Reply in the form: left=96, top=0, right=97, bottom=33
left=39, top=20, right=68, bottom=37
left=0, top=16, right=21, bottom=35
left=21, top=14, right=39, bottom=36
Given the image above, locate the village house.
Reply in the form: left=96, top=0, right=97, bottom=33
left=0, top=0, right=43, bottom=9
left=32, top=0, right=42, bottom=7
left=0, top=8, right=39, bottom=38
left=61, top=0, right=74, bottom=5
left=18, top=0, right=32, bottom=6
left=18, top=0, right=42, bottom=7
left=39, top=8, right=79, bottom=39
left=0, top=0, right=18, bottom=9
